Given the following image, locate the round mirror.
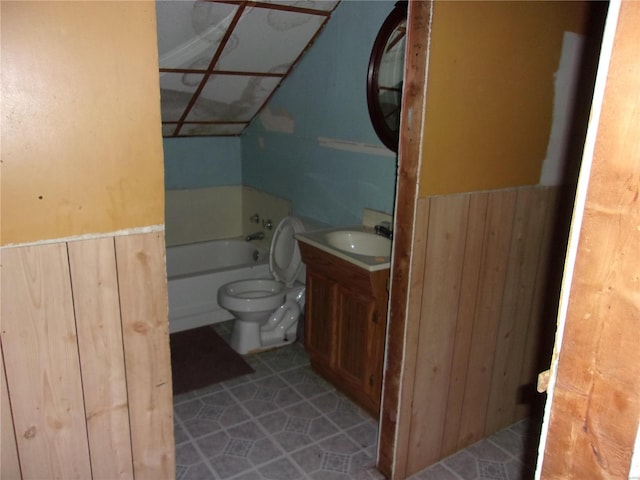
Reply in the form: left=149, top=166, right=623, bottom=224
left=367, top=2, right=407, bottom=152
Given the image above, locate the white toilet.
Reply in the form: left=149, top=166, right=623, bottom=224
left=217, top=216, right=306, bottom=354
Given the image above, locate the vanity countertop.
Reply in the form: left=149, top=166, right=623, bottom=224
left=295, top=225, right=391, bottom=272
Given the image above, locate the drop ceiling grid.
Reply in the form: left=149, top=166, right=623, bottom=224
left=157, top=0, right=339, bottom=137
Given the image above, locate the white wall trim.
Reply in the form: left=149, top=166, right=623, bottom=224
left=317, top=137, right=396, bottom=158
left=1, top=225, right=166, bottom=249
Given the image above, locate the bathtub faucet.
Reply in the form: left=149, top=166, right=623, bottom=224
left=245, top=231, right=265, bottom=241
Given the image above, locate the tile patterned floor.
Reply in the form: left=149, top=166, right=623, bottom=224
left=173, top=322, right=538, bottom=479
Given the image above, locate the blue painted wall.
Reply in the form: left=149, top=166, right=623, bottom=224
left=241, top=1, right=397, bottom=226
left=163, top=136, right=241, bottom=189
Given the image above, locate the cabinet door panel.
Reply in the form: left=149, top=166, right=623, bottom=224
left=304, top=271, right=336, bottom=366
left=336, top=289, right=376, bottom=390
left=299, top=242, right=389, bottom=417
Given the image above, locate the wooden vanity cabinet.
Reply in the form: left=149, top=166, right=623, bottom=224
left=298, top=242, right=389, bottom=417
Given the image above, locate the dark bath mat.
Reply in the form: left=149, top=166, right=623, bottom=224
left=169, top=325, right=254, bottom=396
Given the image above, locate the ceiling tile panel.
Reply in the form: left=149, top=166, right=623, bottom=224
left=162, top=124, right=179, bottom=136
left=187, top=74, right=281, bottom=122
left=156, top=0, right=338, bottom=137
left=157, top=1, right=239, bottom=70
left=262, top=0, right=339, bottom=12
left=216, top=7, right=326, bottom=74
left=159, top=71, right=204, bottom=121
left=179, top=123, right=247, bottom=136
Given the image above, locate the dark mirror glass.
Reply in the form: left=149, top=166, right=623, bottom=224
left=367, top=2, right=407, bottom=152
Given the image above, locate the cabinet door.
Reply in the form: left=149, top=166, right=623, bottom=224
left=303, top=270, right=337, bottom=370
left=334, top=286, right=382, bottom=413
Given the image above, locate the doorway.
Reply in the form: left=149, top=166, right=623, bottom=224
left=379, top=1, right=608, bottom=478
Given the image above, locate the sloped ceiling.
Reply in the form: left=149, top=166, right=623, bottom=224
left=156, top=0, right=339, bottom=137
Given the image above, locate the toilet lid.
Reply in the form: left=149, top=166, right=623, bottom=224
left=269, top=216, right=305, bottom=287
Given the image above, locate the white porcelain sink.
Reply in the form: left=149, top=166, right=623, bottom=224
left=324, top=230, right=391, bottom=257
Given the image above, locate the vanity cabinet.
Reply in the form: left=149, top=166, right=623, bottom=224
left=299, top=242, right=389, bottom=416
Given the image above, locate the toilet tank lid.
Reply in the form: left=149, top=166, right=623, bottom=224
left=270, top=216, right=305, bottom=287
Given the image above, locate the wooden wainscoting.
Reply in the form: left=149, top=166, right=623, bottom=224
left=397, top=185, right=562, bottom=475
left=0, top=231, right=174, bottom=480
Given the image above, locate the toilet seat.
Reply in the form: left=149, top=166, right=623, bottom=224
left=217, top=216, right=307, bottom=354
left=218, top=279, right=285, bottom=312
left=269, top=216, right=305, bottom=287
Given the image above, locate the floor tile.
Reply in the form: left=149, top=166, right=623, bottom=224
left=503, top=458, right=531, bottom=480
left=308, top=391, right=371, bottom=430
left=258, top=401, right=339, bottom=452
left=181, top=461, right=219, bottom=480
left=283, top=365, right=336, bottom=398
left=346, top=421, right=378, bottom=450
left=210, top=453, right=255, bottom=479
left=176, top=441, right=204, bottom=466
left=257, top=343, right=310, bottom=372
left=196, top=430, right=232, bottom=460
left=488, top=428, right=526, bottom=460
left=228, top=374, right=302, bottom=418
left=174, top=420, right=190, bottom=445
left=173, top=328, right=532, bottom=480
left=409, top=462, right=463, bottom=480
left=466, top=438, right=513, bottom=463
left=438, top=449, right=480, bottom=479
left=257, top=457, right=307, bottom=480
left=175, top=397, right=208, bottom=422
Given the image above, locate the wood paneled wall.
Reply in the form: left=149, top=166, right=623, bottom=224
left=392, top=185, right=562, bottom=476
left=1, top=231, right=174, bottom=480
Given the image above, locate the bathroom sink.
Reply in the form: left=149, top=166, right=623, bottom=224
left=324, top=230, right=391, bottom=257
left=295, top=225, right=392, bottom=271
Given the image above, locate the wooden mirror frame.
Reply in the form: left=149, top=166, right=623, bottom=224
left=367, top=1, right=408, bottom=152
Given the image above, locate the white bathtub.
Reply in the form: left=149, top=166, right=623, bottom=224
left=166, top=239, right=270, bottom=333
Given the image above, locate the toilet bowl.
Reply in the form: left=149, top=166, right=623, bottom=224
left=218, top=216, right=306, bottom=354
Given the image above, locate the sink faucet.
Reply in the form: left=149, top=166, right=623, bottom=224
left=374, top=223, right=393, bottom=240
left=245, top=231, right=265, bottom=241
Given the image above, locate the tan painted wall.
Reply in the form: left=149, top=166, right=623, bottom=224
left=420, top=1, right=590, bottom=196
left=1, top=1, right=164, bottom=245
